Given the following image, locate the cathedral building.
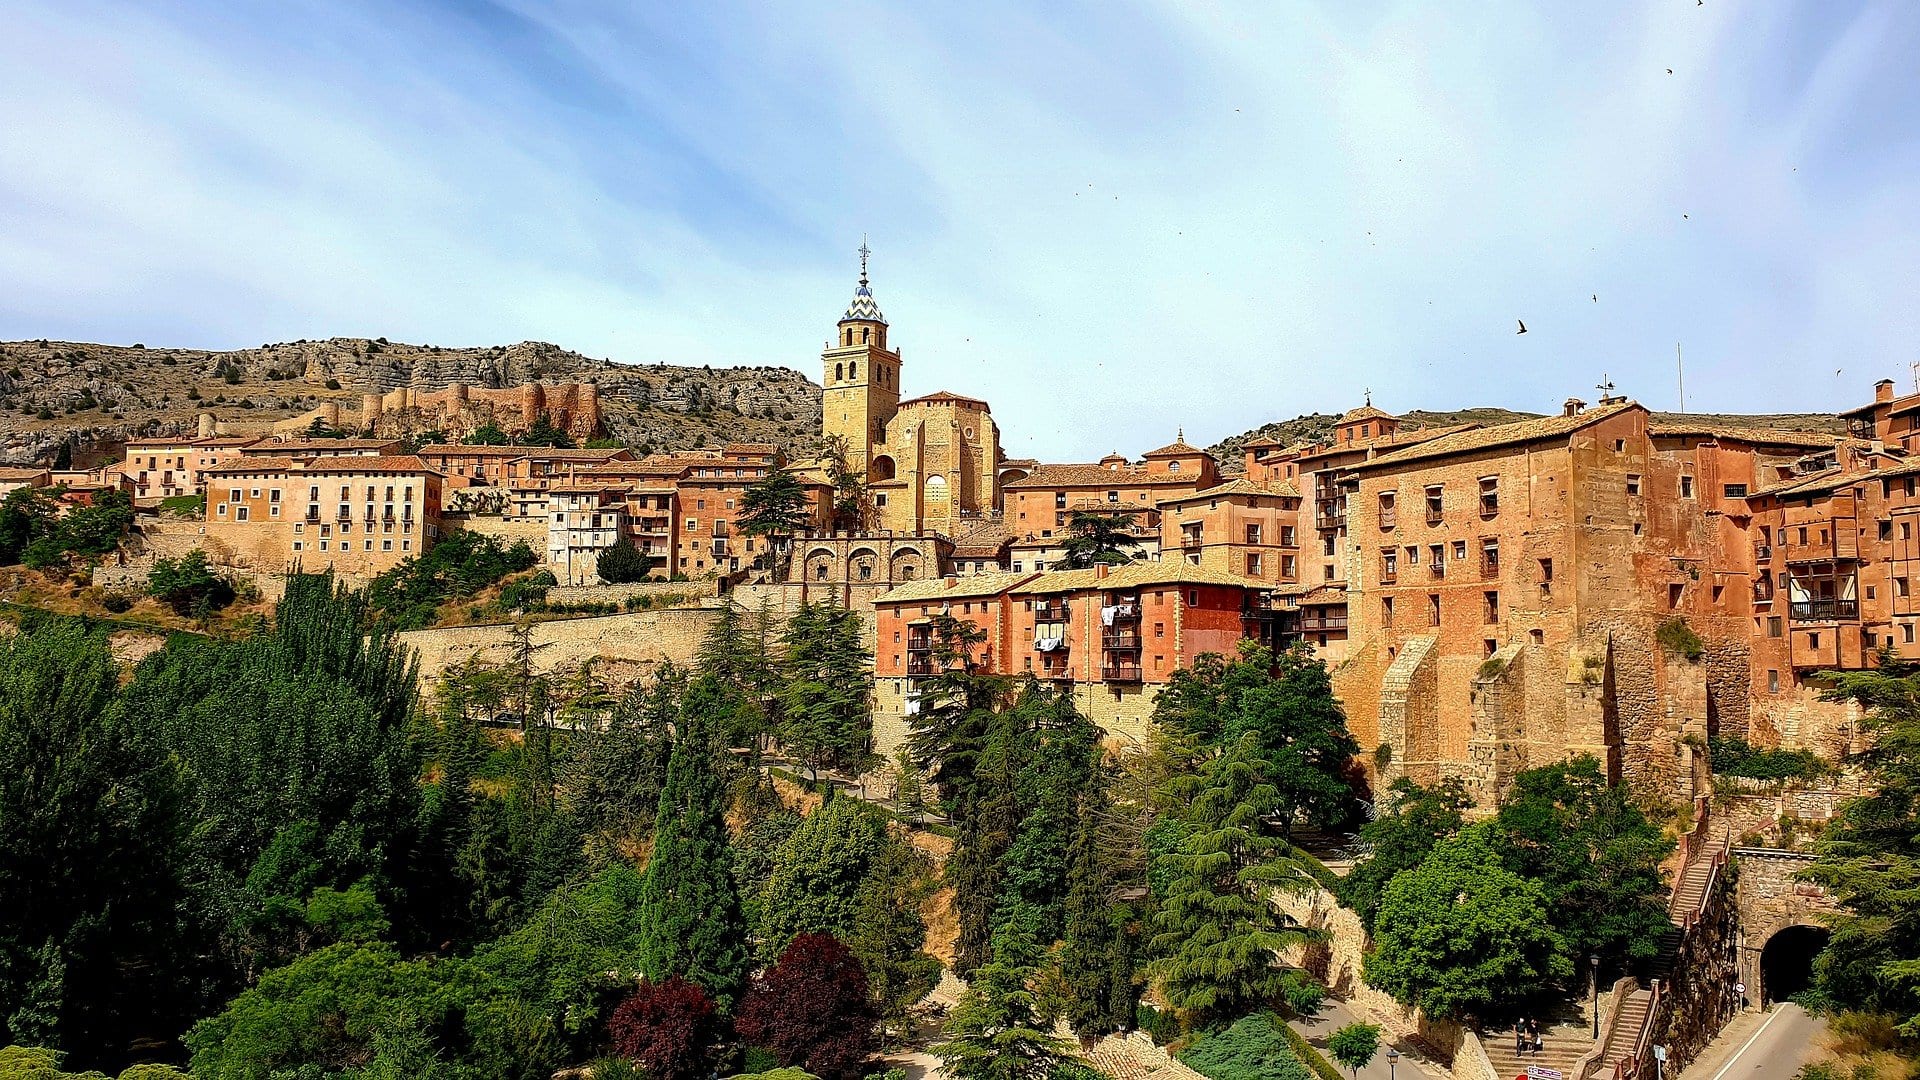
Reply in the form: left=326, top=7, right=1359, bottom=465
left=819, top=247, right=1002, bottom=538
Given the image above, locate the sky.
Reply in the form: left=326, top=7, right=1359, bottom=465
left=3, top=1, right=1918, bottom=461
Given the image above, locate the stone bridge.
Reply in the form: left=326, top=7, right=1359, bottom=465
left=1731, top=847, right=1841, bottom=1007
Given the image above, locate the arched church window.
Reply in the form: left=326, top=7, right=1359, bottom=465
left=862, top=327, right=871, bottom=344
left=835, top=363, right=843, bottom=381
left=849, top=361, right=858, bottom=379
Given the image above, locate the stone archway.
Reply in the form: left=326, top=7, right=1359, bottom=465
left=847, top=547, right=879, bottom=583
left=1758, top=924, right=1829, bottom=1005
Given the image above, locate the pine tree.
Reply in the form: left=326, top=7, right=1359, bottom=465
left=1146, top=734, right=1320, bottom=1030
left=1058, top=509, right=1142, bottom=568
left=636, top=707, right=751, bottom=1007
left=933, top=928, right=1076, bottom=1080
left=780, top=603, right=875, bottom=782
left=739, top=468, right=814, bottom=545
left=847, top=833, right=942, bottom=1032
left=597, top=540, right=654, bottom=584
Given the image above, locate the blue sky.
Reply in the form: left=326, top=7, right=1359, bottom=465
left=3, top=1, right=1918, bottom=460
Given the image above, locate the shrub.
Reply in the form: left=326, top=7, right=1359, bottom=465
left=101, top=591, right=135, bottom=614
left=1709, top=736, right=1828, bottom=782
left=1179, top=1015, right=1314, bottom=1080
left=148, top=550, right=234, bottom=616
left=1656, top=618, right=1705, bottom=662
left=1282, top=1024, right=1346, bottom=1080
left=1135, top=1003, right=1179, bottom=1045
left=324, top=378, right=342, bottom=390
left=597, top=540, right=654, bottom=584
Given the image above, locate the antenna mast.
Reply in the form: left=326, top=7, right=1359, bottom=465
left=1676, top=343, right=1687, bottom=413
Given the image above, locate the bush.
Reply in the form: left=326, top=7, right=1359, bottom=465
left=148, top=550, right=234, bottom=616
left=365, top=533, right=539, bottom=630
left=1709, top=736, right=1828, bottom=782
left=1135, top=1003, right=1179, bottom=1046
left=1282, top=1023, right=1346, bottom=1080
left=1179, top=1015, right=1314, bottom=1080
left=101, top=591, right=135, bottom=614
left=497, top=569, right=556, bottom=612
left=597, top=540, right=654, bottom=584
left=1656, top=618, right=1705, bottom=662
left=324, top=378, right=341, bottom=391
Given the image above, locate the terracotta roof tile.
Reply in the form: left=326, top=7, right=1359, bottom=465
left=203, top=456, right=293, bottom=473
left=1012, top=559, right=1264, bottom=595
left=1356, top=403, right=1639, bottom=470
left=1157, top=478, right=1301, bottom=505
left=1004, top=462, right=1196, bottom=489
left=1646, top=422, right=1840, bottom=449
left=897, top=390, right=990, bottom=410
left=872, top=570, right=1038, bottom=605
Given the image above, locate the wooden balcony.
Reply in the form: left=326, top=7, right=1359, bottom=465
left=1790, top=599, right=1858, bottom=622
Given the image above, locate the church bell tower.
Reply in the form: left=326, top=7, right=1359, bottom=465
left=821, top=239, right=902, bottom=472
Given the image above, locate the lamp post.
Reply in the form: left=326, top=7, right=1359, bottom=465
left=1386, top=1047, right=1400, bottom=1080
left=1590, top=954, right=1602, bottom=1039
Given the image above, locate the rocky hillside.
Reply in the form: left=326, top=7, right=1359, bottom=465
left=0, top=338, right=824, bottom=465
left=1210, top=406, right=1846, bottom=473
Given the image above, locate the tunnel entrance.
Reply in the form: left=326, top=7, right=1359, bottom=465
left=1760, top=924, right=1830, bottom=1005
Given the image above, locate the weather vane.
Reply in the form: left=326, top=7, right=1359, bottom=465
left=858, top=235, right=871, bottom=284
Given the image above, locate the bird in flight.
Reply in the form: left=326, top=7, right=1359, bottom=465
left=1667, top=68, right=1674, bottom=75
left=1516, top=320, right=1528, bottom=335
left=1591, top=294, right=1598, bottom=302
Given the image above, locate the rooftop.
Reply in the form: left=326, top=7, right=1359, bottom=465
left=1356, top=402, right=1639, bottom=470
left=872, top=570, right=1037, bottom=605
left=898, top=390, right=990, bottom=410
left=1012, top=559, right=1265, bottom=595
left=1156, top=477, right=1302, bottom=505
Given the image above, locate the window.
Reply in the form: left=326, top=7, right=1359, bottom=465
left=1768, top=670, right=1780, bottom=694
left=1425, top=485, right=1444, bottom=522
left=1282, top=555, right=1296, bottom=577
left=1382, top=549, right=1398, bottom=581
left=1881, top=520, right=1894, bottom=540
left=1107, top=491, right=1119, bottom=503
left=1529, top=628, right=1544, bottom=646
left=686, top=518, right=699, bottom=532
left=1382, top=597, right=1395, bottom=627
left=1246, top=523, right=1262, bottom=545
left=1169, top=460, right=1181, bottom=472
left=1324, top=564, right=1336, bottom=581
left=1280, top=525, right=1296, bottom=546
left=1484, top=590, right=1499, bottom=623
left=1429, top=544, right=1444, bottom=574
left=1246, top=553, right=1263, bottom=575
left=1668, top=583, right=1683, bottom=608
left=1626, top=475, right=1642, bottom=496
left=1187, top=590, right=1198, bottom=607
left=1484, top=638, right=1498, bottom=658
left=1809, top=632, right=1821, bottom=650
left=1680, top=475, right=1695, bottom=498
left=1378, top=492, right=1396, bottom=528
left=1453, top=540, right=1467, bottom=560
left=1427, top=593, right=1441, bottom=626
left=1539, top=557, right=1554, bottom=584
left=236, top=506, right=249, bottom=521
left=1768, top=616, right=1783, bottom=637
left=1905, top=623, right=1916, bottom=644
left=1481, top=539, right=1499, bottom=576
left=1479, top=477, right=1499, bottom=516
left=1723, top=483, right=1748, bottom=498
left=1900, top=577, right=1911, bottom=599
left=1154, top=622, right=1165, bottom=637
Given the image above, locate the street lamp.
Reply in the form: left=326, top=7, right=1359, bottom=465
left=1590, top=954, right=1602, bottom=1038
left=1386, top=1047, right=1400, bottom=1080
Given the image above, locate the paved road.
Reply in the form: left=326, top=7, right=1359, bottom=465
left=1677, top=1005, right=1821, bottom=1080
left=1293, top=999, right=1444, bottom=1080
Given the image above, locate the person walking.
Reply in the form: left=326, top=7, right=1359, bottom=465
left=1516, top=1019, right=1528, bottom=1056
left=1530, top=1017, right=1544, bottom=1055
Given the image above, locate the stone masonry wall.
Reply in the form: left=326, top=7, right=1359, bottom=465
left=399, top=607, right=720, bottom=690
left=1650, top=858, right=1740, bottom=1078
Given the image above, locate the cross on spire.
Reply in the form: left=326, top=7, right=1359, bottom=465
left=858, top=235, right=871, bottom=285
left=1364, top=387, right=1372, bottom=406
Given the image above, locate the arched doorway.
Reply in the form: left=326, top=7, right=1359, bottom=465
left=1759, top=924, right=1829, bottom=1005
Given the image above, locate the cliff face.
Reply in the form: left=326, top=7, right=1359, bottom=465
left=0, top=337, right=825, bottom=464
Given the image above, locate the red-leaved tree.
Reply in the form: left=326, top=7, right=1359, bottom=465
left=735, top=932, right=879, bottom=1080
left=609, top=975, right=721, bottom=1080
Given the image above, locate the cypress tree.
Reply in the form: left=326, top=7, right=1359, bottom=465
left=1059, top=764, right=1135, bottom=1035
left=757, top=793, right=886, bottom=961
left=636, top=706, right=750, bottom=1008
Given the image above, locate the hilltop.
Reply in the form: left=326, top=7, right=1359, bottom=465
left=1209, top=406, right=1846, bottom=473
left=0, top=337, right=825, bottom=465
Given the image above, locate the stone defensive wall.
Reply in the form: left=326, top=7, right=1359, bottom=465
left=543, top=580, right=717, bottom=606
left=398, top=606, right=720, bottom=689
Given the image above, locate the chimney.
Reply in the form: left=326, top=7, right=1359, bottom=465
left=1877, top=378, right=1895, bottom=403
left=943, top=575, right=957, bottom=588
left=1563, top=398, right=1586, bottom=418
left=1095, top=564, right=1110, bottom=579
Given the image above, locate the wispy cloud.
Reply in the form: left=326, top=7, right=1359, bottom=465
left=2, top=0, right=1916, bottom=457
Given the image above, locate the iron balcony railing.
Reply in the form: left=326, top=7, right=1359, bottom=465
left=1101, top=665, right=1144, bottom=682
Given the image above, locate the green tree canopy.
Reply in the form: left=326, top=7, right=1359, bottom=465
left=596, top=539, right=654, bottom=584
left=757, top=794, right=887, bottom=961
left=1337, top=777, right=1472, bottom=932
left=1146, top=734, right=1322, bottom=1030
left=1485, top=756, right=1673, bottom=972
left=1151, top=642, right=1360, bottom=834
left=635, top=707, right=751, bottom=1007
left=1802, top=654, right=1920, bottom=1034
left=739, top=469, right=814, bottom=541
left=1058, top=510, right=1143, bottom=569
left=1364, top=824, right=1571, bottom=1020
left=933, top=930, right=1075, bottom=1080
left=778, top=603, right=874, bottom=781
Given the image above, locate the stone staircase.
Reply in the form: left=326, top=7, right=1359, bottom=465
left=1483, top=1018, right=1592, bottom=1080
left=1592, top=989, right=1655, bottom=1078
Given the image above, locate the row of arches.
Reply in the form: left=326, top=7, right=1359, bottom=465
left=803, top=545, right=929, bottom=584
